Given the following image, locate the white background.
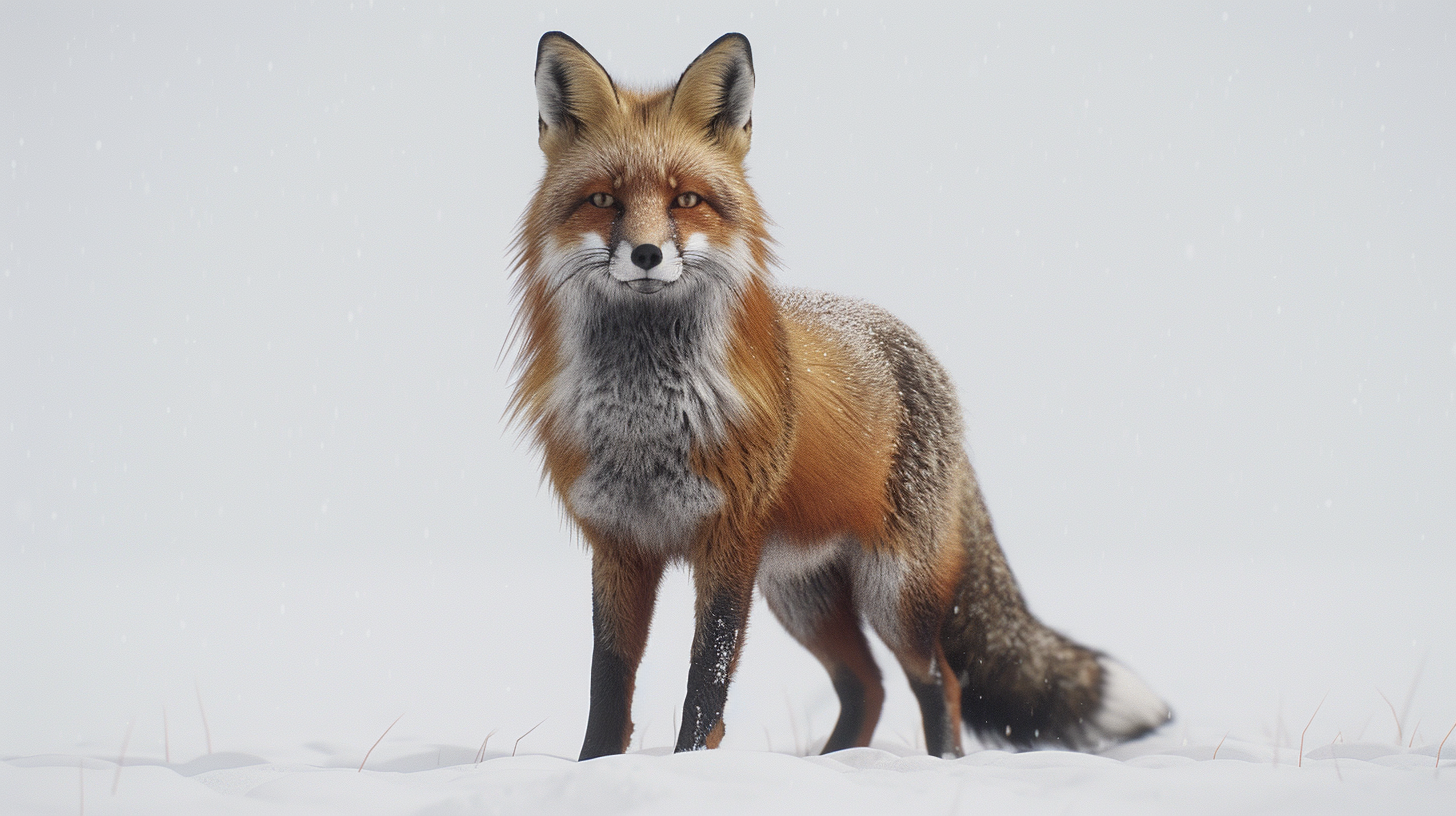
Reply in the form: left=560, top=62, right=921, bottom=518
left=3, top=2, right=1453, bottom=770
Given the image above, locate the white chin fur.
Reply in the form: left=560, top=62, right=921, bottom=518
left=1090, top=657, right=1170, bottom=742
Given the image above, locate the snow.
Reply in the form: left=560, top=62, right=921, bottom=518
left=3, top=2, right=1455, bottom=814
left=6, top=741, right=1456, bottom=815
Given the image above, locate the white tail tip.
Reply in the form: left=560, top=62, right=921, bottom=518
left=1090, top=657, right=1170, bottom=743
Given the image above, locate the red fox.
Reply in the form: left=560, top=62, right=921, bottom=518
left=511, top=31, right=1170, bottom=759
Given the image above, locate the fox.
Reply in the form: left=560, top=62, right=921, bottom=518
left=509, top=31, right=1171, bottom=760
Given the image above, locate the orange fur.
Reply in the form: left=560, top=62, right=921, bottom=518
left=770, top=315, right=899, bottom=545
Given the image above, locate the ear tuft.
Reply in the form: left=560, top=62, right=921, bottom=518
left=534, top=32, right=618, bottom=149
left=672, top=33, right=755, bottom=155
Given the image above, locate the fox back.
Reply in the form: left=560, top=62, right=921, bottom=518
left=510, top=32, right=1170, bottom=760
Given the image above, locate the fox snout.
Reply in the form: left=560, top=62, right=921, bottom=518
left=623, top=245, right=668, bottom=293
left=631, top=244, right=663, bottom=270
left=610, top=238, right=682, bottom=293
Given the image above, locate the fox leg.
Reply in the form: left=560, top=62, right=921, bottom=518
left=854, top=550, right=966, bottom=758
left=675, top=536, right=761, bottom=752
left=892, top=639, right=964, bottom=758
left=760, top=563, right=885, bottom=752
left=580, top=543, right=666, bottom=760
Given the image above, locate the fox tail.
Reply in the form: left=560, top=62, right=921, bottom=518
left=941, top=474, right=1171, bottom=750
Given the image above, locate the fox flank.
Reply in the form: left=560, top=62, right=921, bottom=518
left=509, top=32, right=1171, bottom=760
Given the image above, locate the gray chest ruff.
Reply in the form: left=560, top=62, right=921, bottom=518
left=554, top=295, right=741, bottom=552
left=565, top=388, right=724, bottom=552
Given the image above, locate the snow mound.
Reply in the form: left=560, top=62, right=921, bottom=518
left=6, top=739, right=1455, bottom=816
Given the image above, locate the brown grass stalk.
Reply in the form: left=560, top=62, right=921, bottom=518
left=1437, top=720, right=1456, bottom=771
left=358, top=714, right=404, bottom=773
left=111, top=721, right=133, bottom=795
left=1298, top=693, right=1327, bottom=768
left=195, top=682, right=213, bottom=755
left=1329, top=732, right=1344, bottom=782
left=1376, top=689, right=1401, bottom=745
left=513, top=718, right=547, bottom=757
left=474, top=728, right=499, bottom=765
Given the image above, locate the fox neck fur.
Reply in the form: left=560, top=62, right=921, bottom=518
left=543, top=236, right=765, bottom=552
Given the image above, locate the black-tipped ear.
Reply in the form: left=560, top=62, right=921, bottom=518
left=534, top=32, right=618, bottom=150
left=671, top=33, right=755, bottom=155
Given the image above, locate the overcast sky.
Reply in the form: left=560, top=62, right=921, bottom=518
left=3, top=3, right=1453, bottom=757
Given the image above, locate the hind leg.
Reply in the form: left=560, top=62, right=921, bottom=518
left=891, top=639, right=964, bottom=758
left=759, top=561, right=884, bottom=753
left=852, top=549, right=965, bottom=758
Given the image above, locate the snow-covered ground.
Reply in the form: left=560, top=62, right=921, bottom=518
left=4, top=3, right=1454, bottom=813
left=6, top=738, right=1455, bottom=816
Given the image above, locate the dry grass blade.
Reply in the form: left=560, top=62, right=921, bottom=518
left=1298, top=693, right=1328, bottom=768
left=1376, top=689, right=1401, bottom=745
left=475, top=728, right=499, bottom=765
left=1399, top=656, right=1425, bottom=734
left=195, top=681, right=213, bottom=755
left=513, top=718, right=548, bottom=757
left=111, top=721, right=133, bottom=795
left=1212, top=731, right=1230, bottom=760
left=358, top=714, right=404, bottom=773
left=1437, top=720, right=1456, bottom=772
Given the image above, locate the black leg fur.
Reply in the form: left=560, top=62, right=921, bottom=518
left=676, top=592, right=747, bottom=752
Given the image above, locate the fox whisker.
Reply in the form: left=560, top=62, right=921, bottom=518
left=543, top=248, right=610, bottom=303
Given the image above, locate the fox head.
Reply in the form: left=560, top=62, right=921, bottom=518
left=515, top=32, right=774, bottom=307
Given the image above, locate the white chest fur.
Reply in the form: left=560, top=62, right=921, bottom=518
left=544, top=238, right=747, bottom=553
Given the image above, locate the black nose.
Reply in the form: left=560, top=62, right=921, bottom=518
left=630, top=243, right=663, bottom=271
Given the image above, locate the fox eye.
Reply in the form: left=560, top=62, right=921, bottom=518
left=673, top=192, right=702, bottom=209
left=588, top=192, right=615, bottom=208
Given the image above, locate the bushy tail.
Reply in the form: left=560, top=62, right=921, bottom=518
left=940, top=474, right=1170, bottom=751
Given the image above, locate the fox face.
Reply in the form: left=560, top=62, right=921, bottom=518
left=564, top=193, right=733, bottom=298
left=519, top=33, right=772, bottom=309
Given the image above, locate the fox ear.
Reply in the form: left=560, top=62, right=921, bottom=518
left=534, top=32, right=618, bottom=153
left=672, top=33, right=755, bottom=157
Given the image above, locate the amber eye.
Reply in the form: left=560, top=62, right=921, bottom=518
left=589, top=192, right=615, bottom=208
left=673, top=192, right=702, bottom=209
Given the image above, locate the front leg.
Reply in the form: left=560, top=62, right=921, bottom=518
left=580, top=543, right=665, bottom=760
left=675, top=537, right=760, bottom=752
